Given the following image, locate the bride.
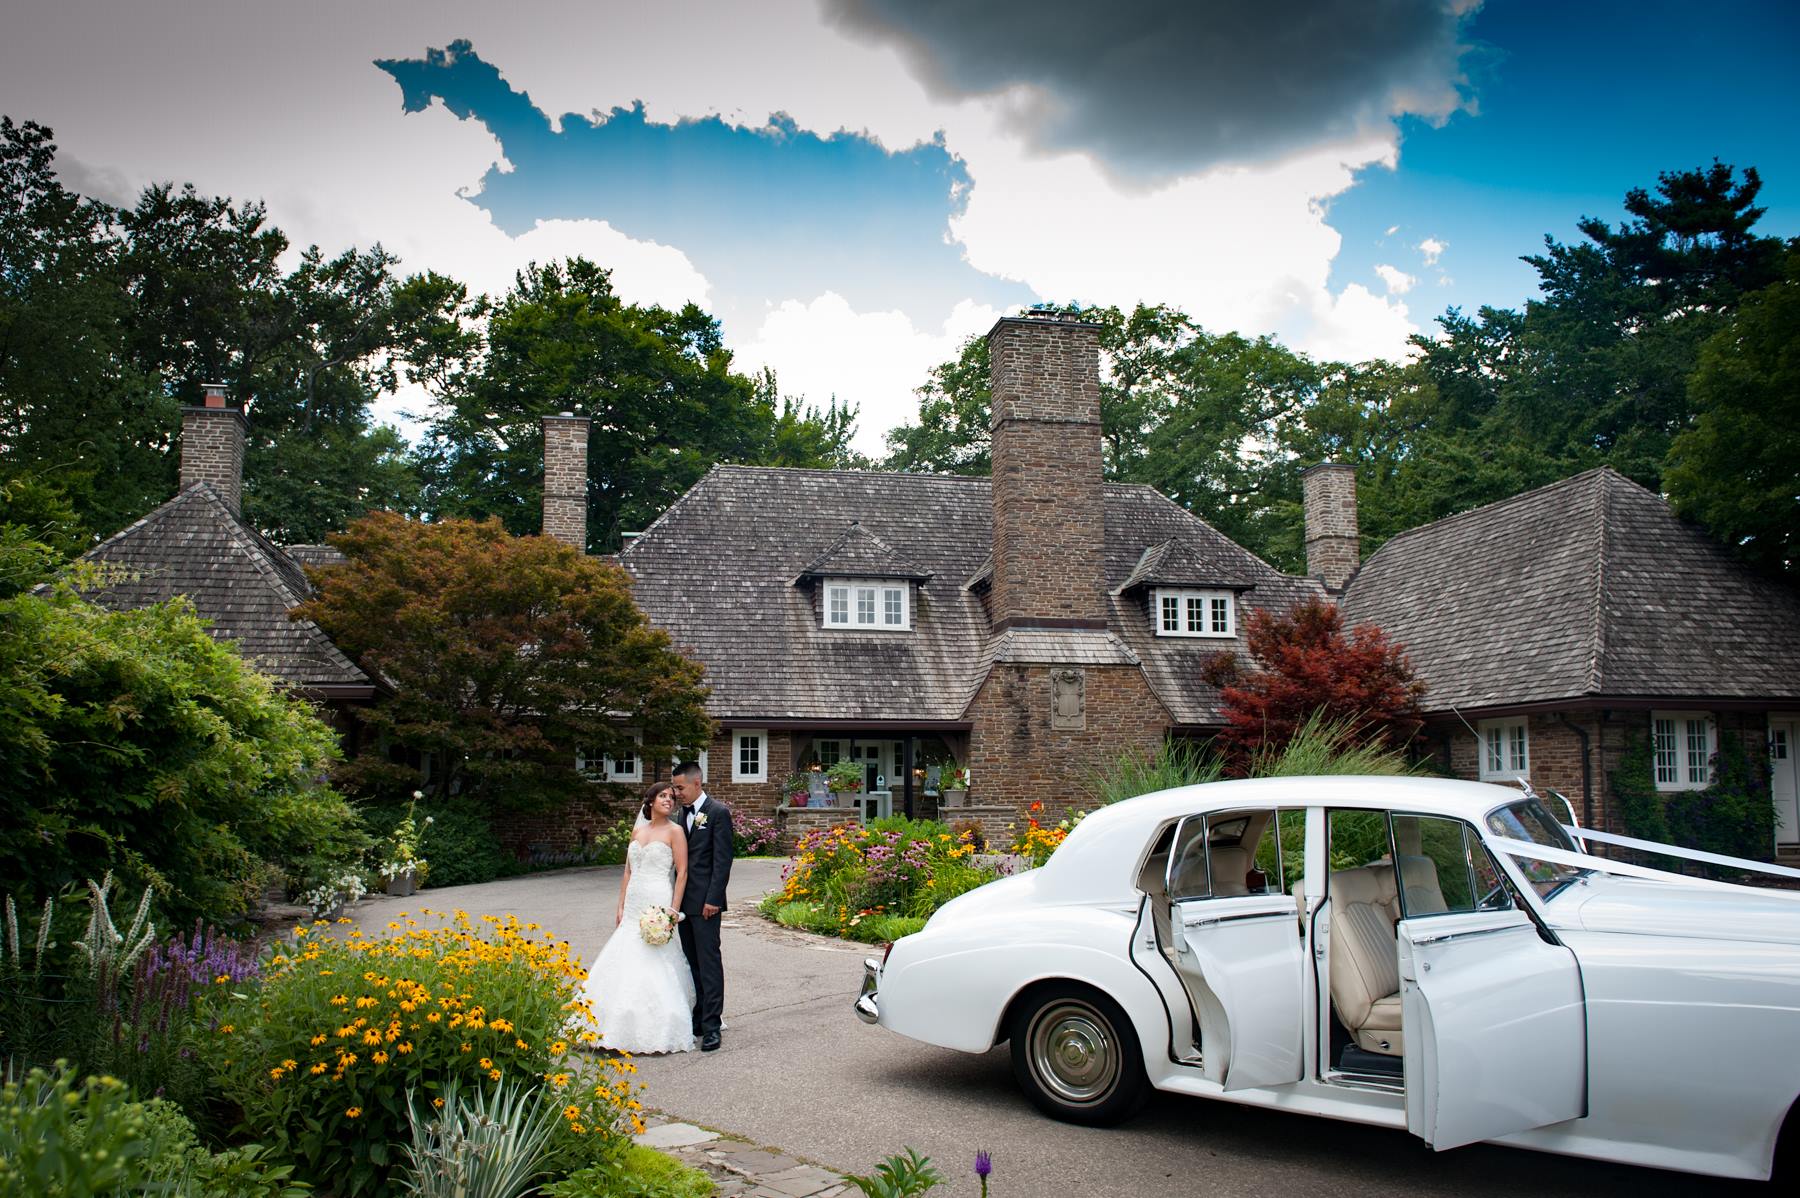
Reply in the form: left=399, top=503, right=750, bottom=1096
left=579, top=782, right=696, bottom=1054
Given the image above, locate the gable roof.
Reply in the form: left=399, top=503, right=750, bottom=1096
left=1341, top=466, right=1800, bottom=712
left=82, top=483, right=370, bottom=693
left=794, top=521, right=933, bottom=583
left=1113, top=536, right=1258, bottom=594
left=621, top=465, right=1322, bottom=726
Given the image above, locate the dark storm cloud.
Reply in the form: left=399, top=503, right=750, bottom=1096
left=825, top=0, right=1480, bottom=180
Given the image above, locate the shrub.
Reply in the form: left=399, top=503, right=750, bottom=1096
left=1617, top=729, right=1778, bottom=866
left=765, top=820, right=995, bottom=942
left=1084, top=740, right=1220, bottom=807
left=0, top=585, right=367, bottom=927
left=733, top=814, right=780, bottom=857
left=543, top=1145, right=716, bottom=1198
left=401, top=1075, right=560, bottom=1198
left=403, top=800, right=512, bottom=889
left=204, top=910, right=639, bottom=1197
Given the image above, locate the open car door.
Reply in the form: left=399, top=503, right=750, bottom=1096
left=1392, top=815, right=1586, bottom=1150
left=1164, top=810, right=1305, bottom=1091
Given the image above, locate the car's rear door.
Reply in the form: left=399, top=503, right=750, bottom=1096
left=1165, top=808, right=1307, bottom=1091
left=1392, top=813, right=1587, bottom=1150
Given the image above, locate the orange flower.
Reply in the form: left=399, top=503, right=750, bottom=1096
left=345, top=1107, right=362, bottom=1119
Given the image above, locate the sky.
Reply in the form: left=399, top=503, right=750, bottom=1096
left=4, top=0, right=1797, bottom=456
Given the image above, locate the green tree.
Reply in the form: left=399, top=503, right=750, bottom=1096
left=294, top=511, right=712, bottom=808
left=1666, top=252, right=1800, bottom=576
left=413, top=258, right=855, bottom=551
left=0, top=580, right=363, bottom=925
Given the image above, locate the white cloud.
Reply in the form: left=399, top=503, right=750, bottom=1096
left=734, top=293, right=1002, bottom=457
left=1296, top=283, right=1416, bottom=364
left=1374, top=263, right=1416, bottom=295
left=1418, top=236, right=1448, bottom=266
left=1384, top=223, right=1400, bottom=236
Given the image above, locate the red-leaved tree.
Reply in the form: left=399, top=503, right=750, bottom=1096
left=1206, top=597, right=1425, bottom=774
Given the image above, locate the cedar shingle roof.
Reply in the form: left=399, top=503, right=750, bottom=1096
left=621, top=465, right=1323, bottom=726
left=1341, top=466, right=1800, bottom=712
left=83, top=483, right=370, bottom=692
left=1114, top=537, right=1258, bottom=594
left=794, top=521, right=932, bottom=582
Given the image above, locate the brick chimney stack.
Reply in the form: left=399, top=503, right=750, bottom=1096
left=179, top=383, right=247, bottom=515
left=542, top=412, right=592, bottom=552
left=986, top=314, right=1107, bottom=630
left=1302, top=462, right=1360, bottom=591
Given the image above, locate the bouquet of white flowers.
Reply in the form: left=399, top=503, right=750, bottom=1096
left=638, top=905, right=679, bottom=946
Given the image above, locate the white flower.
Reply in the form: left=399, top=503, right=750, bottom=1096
left=693, top=812, right=709, bottom=829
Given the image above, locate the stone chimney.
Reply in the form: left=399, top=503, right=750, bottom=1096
left=986, top=314, right=1107, bottom=630
left=179, top=383, right=247, bottom=515
left=1302, top=462, right=1359, bottom=591
left=542, top=412, right=591, bottom=551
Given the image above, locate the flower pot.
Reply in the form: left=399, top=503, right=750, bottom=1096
left=792, top=796, right=809, bottom=808
left=384, top=870, right=417, bottom=898
left=942, top=788, right=968, bottom=808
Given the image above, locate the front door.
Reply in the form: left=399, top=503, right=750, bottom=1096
left=1161, top=809, right=1305, bottom=1091
left=1392, top=814, right=1586, bottom=1151
left=1771, top=720, right=1800, bottom=846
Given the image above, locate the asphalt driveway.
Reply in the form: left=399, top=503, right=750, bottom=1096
left=350, top=861, right=1762, bottom=1197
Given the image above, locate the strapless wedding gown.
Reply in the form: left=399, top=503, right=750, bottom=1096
left=579, top=840, right=697, bottom=1054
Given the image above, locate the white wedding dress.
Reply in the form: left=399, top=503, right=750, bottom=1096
left=579, top=840, right=697, bottom=1054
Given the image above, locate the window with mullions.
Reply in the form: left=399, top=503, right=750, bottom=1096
left=1153, top=588, right=1234, bottom=638
left=824, top=579, right=911, bottom=630
left=1652, top=712, right=1714, bottom=790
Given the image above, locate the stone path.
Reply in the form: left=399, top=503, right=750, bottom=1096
left=637, top=1114, right=852, bottom=1198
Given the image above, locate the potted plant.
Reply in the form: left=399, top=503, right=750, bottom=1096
left=826, top=759, right=865, bottom=806
left=784, top=773, right=813, bottom=809
left=379, top=794, right=432, bottom=897
left=299, top=867, right=368, bottom=919
left=941, top=765, right=970, bottom=808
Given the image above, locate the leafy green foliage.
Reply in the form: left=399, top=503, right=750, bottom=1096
left=401, top=1077, right=561, bottom=1198
left=1666, top=250, right=1800, bottom=575
left=1084, top=740, right=1222, bottom=807
left=843, top=1148, right=942, bottom=1197
left=0, top=582, right=365, bottom=926
left=1614, top=729, right=1777, bottom=864
left=1610, top=733, right=1668, bottom=844
left=294, top=512, right=712, bottom=811
left=764, top=820, right=996, bottom=942
left=541, top=1145, right=716, bottom=1198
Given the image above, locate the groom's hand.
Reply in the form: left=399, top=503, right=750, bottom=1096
left=702, top=903, right=720, bottom=919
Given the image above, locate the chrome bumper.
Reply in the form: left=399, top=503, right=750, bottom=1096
left=854, top=956, right=881, bottom=1024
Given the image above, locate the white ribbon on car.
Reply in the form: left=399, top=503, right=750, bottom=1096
left=1488, top=834, right=1800, bottom=897
left=1560, top=824, right=1800, bottom=881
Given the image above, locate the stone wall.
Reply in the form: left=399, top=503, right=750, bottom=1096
left=1301, top=463, right=1358, bottom=591
left=987, top=316, right=1107, bottom=629
left=541, top=414, right=591, bottom=550
left=180, top=400, right=246, bottom=515
left=965, top=662, right=1169, bottom=823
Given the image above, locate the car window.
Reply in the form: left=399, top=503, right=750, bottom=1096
left=1167, top=809, right=1285, bottom=901
left=1392, top=814, right=1513, bottom=918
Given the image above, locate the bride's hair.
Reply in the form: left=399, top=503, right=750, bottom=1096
left=640, top=782, right=673, bottom=822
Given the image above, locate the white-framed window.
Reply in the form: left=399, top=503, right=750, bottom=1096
left=1152, top=588, right=1234, bottom=638
left=1652, top=712, right=1715, bottom=790
left=823, top=579, right=911, bottom=630
left=1477, top=718, right=1529, bottom=781
left=732, top=729, right=767, bottom=783
left=576, top=732, right=642, bottom=782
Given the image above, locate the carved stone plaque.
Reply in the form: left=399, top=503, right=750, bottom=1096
left=1051, top=667, right=1085, bottom=730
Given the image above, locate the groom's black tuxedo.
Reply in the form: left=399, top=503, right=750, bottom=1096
left=678, top=794, right=732, bottom=1040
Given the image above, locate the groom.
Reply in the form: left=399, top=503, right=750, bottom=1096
left=672, top=760, right=732, bottom=1051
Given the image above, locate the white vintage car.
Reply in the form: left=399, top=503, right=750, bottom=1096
left=855, top=776, right=1800, bottom=1181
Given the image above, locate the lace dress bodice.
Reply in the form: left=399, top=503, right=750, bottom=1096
left=622, top=839, right=676, bottom=919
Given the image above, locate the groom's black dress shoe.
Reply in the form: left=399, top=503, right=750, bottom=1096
left=701, top=1031, right=721, bottom=1052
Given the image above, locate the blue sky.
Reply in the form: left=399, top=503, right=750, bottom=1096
left=2, top=1, right=1796, bottom=451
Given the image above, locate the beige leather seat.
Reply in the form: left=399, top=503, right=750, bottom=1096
left=1207, top=845, right=1251, bottom=896
left=1328, top=864, right=1405, bottom=1055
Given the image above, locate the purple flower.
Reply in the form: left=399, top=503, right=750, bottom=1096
left=974, top=1150, right=991, bottom=1177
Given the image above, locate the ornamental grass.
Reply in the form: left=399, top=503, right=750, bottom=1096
left=204, top=909, right=641, bottom=1198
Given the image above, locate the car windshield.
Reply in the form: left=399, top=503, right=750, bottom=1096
left=1484, top=797, right=1589, bottom=900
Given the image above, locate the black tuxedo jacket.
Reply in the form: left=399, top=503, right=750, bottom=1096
left=681, top=797, right=734, bottom=915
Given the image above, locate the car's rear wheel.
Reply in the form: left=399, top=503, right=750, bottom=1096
left=1009, top=982, right=1149, bottom=1126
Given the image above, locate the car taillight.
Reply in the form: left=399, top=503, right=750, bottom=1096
left=881, top=941, right=895, bottom=969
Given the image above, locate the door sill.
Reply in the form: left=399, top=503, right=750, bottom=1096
left=1321, top=1068, right=1404, bottom=1095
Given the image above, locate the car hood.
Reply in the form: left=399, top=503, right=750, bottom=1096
left=1556, top=874, right=1800, bottom=944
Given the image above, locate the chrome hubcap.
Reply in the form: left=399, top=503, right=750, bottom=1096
left=1029, top=1001, right=1119, bottom=1106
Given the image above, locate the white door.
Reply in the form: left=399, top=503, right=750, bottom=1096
left=1163, top=811, right=1305, bottom=1091
left=1771, top=721, right=1800, bottom=845
left=1397, top=909, right=1586, bottom=1150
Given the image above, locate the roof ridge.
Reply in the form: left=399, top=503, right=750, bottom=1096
left=1585, top=468, right=1611, bottom=694
left=711, top=463, right=990, bottom=484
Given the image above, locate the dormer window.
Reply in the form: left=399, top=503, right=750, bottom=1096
left=1154, top=588, right=1234, bottom=638
left=824, top=579, right=911, bottom=631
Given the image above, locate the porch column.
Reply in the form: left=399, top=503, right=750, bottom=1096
left=902, top=736, right=915, bottom=820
